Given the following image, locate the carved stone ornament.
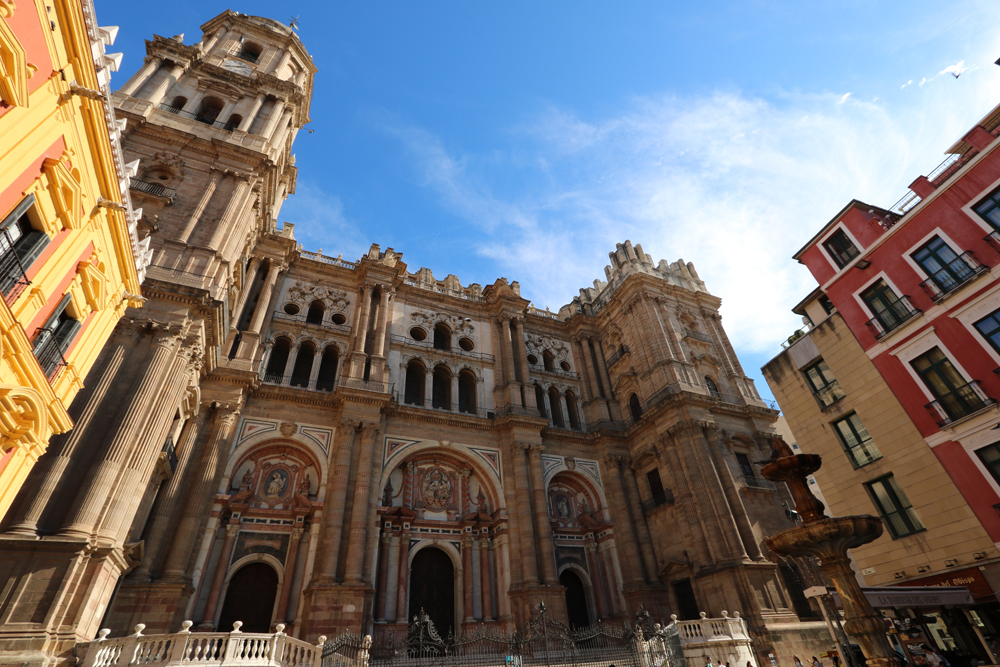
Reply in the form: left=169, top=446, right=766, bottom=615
left=410, top=310, right=474, bottom=334
left=524, top=333, right=570, bottom=360
left=287, top=281, right=349, bottom=312
left=279, top=421, right=297, bottom=437
left=420, top=466, right=453, bottom=512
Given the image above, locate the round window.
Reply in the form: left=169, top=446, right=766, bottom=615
left=526, top=354, right=538, bottom=365
left=283, top=303, right=300, bottom=315
left=560, top=361, right=571, bottom=371
left=458, top=337, right=475, bottom=351
left=330, top=312, right=347, bottom=325
left=410, top=327, right=427, bottom=341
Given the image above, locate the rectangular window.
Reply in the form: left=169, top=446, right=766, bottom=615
left=0, top=194, right=48, bottom=300
left=974, top=187, right=1000, bottom=230
left=913, top=236, right=978, bottom=298
left=819, top=295, right=836, bottom=315
left=803, top=359, right=845, bottom=407
left=975, top=443, right=1000, bottom=486
left=911, top=347, right=991, bottom=424
left=735, top=453, right=756, bottom=482
left=646, top=469, right=669, bottom=507
left=833, top=413, right=882, bottom=468
left=32, top=294, right=81, bottom=380
left=861, top=280, right=918, bottom=338
left=866, top=474, right=924, bottom=538
left=974, top=308, right=1000, bottom=356
left=823, top=229, right=859, bottom=268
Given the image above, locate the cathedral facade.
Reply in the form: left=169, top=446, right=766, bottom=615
left=0, top=11, right=827, bottom=665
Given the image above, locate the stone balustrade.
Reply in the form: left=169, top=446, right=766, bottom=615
left=671, top=612, right=757, bottom=667
left=78, top=621, right=328, bottom=667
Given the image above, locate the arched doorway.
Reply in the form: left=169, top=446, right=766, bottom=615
left=408, top=547, right=455, bottom=637
left=560, top=569, right=590, bottom=629
left=216, top=562, right=279, bottom=633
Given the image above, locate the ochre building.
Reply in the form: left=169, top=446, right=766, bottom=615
left=0, top=0, right=146, bottom=519
left=0, top=11, right=827, bottom=665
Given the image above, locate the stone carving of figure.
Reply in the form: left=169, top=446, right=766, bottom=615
left=477, top=489, right=488, bottom=514
left=267, top=472, right=286, bottom=497
left=242, top=468, right=253, bottom=490
left=382, top=479, right=394, bottom=506
left=299, top=473, right=311, bottom=495
left=556, top=495, right=571, bottom=519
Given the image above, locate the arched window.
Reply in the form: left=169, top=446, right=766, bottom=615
left=548, top=387, right=564, bottom=427
left=306, top=300, right=325, bottom=325
left=224, top=113, right=242, bottom=131
left=169, top=95, right=188, bottom=111
left=534, top=384, right=547, bottom=418
left=264, top=336, right=291, bottom=383
left=565, top=390, right=581, bottom=430
left=433, top=323, right=451, bottom=350
left=216, top=562, right=278, bottom=633
left=628, top=393, right=643, bottom=422
left=290, top=342, right=315, bottom=387
left=238, top=41, right=263, bottom=64
left=316, top=346, right=339, bottom=391
left=458, top=369, right=477, bottom=414
left=432, top=364, right=451, bottom=409
left=405, top=360, right=426, bottom=406
left=196, top=96, right=225, bottom=124
left=543, top=350, right=555, bottom=372
left=706, top=377, right=720, bottom=398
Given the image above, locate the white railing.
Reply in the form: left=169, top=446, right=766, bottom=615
left=298, top=251, right=358, bottom=270
left=79, top=622, right=328, bottom=667
left=670, top=612, right=757, bottom=667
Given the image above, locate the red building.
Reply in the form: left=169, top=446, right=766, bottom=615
left=794, top=102, right=1000, bottom=541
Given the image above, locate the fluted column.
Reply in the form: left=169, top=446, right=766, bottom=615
left=395, top=527, right=411, bottom=621
left=424, top=371, right=433, bottom=408
left=200, top=521, right=240, bottom=628
left=161, top=404, right=242, bottom=580
left=247, top=262, right=282, bottom=335
left=688, top=425, right=751, bottom=562
left=450, top=373, right=459, bottom=411
left=60, top=326, right=183, bottom=538
left=119, top=56, right=161, bottom=97
left=354, top=284, right=374, bottom=356
left=179, top=171, right=222, bottom=244
left=231, top=257, right=261, bottom=328
left=512, top=443, right=538, bottom=585
left=580, top=339, right=603, bottom=399
left=705, top=425, right=764, bottom=561
left=585, top=541, right=608, bottom=618
left=343, top=422, right=380, bottom=584
left=308, top=351, right=324, bottom=388
left=602, top=455, right=644, bottom=588
left=665, top=434, right=715, bottom=565
left=499, top=317, right=517, bottom=388
left=527, top=445, right=558, bottom=584
left=146, top=62, right=185, bottom=106
left=622, top=460, right=659, bottom=583
left=373, top=289, right=391, bottom=357
left=479, top=536, right=493, bottom=620
left=208, top=178, right=252, bottom=250
left=275, top=526, right=305, bottom=623
left=600, top=547, right=621, bottom=613
left=202, top=26, right=227, bottom=53
left=593, top=340, right=614, bottom=398
left=541, top=390, right=551, bottom=421
left=375, top=532, right=392, bottom=621
left=269, top=108, right=293, bottom=144
left=238, top=94, right=266, bottom=132
left=559, top=394, right=570, bottom=425
left=314, top=421, right=356, bottom=582
left=513, top=319, right=536, bottom=410
left=260, top=100, right=288, bottom=139
left=463, top=536, right=475, bottom=622
left=6, top=324, right=141, bottom=535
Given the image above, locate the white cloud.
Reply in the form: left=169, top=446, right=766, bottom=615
left=902, top=80, right=914, bottom=89
left=278, top=183, right=369, bottom=263
left=839, top=92, right=852, bottom=104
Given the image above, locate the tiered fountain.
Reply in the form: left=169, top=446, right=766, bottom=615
left=761, top=437, right=902, bottom=667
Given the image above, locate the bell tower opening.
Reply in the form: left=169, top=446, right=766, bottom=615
left=216, top=562, right=279, bottom=633
left=408, top=547, right=455, bottom=637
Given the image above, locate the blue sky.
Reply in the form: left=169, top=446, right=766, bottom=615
left=100, top=0, right=1000, bottom=403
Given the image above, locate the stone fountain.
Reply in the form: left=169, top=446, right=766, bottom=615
left=761, top=437, right=901, bottom=667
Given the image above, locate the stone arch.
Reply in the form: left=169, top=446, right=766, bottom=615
left=628, top=393, right=642, bottom=422
left=557, top=562, right=596, bottom=629
left=433, top=322, right=452, bottom=350
left=264, top=336, right=292, bottom=381
left=457, top=369, right=477, bottom=414
left=216, top=555, right=282, bottom=632
left=224, top=437, right=327, bottom=501
left=546, top=470, right=606, bottom=526
left=432, top=363, right=452, bottom=409
left=306, top=299, right=325, bottom=325
left=404, top=358, right=427, bottom=406
left=406, top=539, right=463, bottom=635
left=704, top=375, right=721, bottom=397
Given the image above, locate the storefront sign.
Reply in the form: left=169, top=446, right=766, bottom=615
left=895, top=568, right=995, bottom=600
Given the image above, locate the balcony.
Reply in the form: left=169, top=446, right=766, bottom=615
left=604, top=344, right=630, bottom=369
left=925, top=380, right=997, bottom=427
left=129, top=177, right=176, bottom=202
left=234, top=50, right=260, bottom=64
left=739, top=474, right=776, bottom=491
left=864, top=296, right=921, bottom=340
left=683, top=328, right=713, bottom=343
left=986, top=230, right=1000, bottom=252
left=32, top=329, right=68, bottom=381
left=918, top=252, right=988, bottom=302
left=157, top=103, right=239, bottom=131
left=641, top=489, right=675, bottom=512
left=390, top=333, right=495, bottom=362
left=394, top=392, right=489, bottom=418
left=271, top=310, right=353, bottom=334
left=0, top=232, right=31, bottom=306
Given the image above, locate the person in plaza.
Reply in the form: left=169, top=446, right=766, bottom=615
left=812, top=656, right=822, bottom=667
left=923, top=645, right=948, bottom=667
left=794, top=656, right=804, bottom=667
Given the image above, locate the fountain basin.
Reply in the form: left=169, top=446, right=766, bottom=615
left=766, top=515, right=883, bottom=560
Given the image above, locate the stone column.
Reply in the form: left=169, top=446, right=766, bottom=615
left=373, top=289, right=392, bottom=357
left=580, top=338, right=603, bottom=399
left=199, top=521, right=240, bottom=628
left=247, top=262, right=281, bottom=335
left=6, top=324, right=140, bottom=535
left=450, top=374, right=459, bottom=412
left=375, top=531, right=392, bottom=621
left=424, top=371, right=433, bottom=408
left=512, top=443, right=539, bottom=585
left=308, top=351, right=324, bottom=389
left=231, top=256, right=261, bottom=328
left=351, top=284, right=374, bottom=376
left=704, top=425, right=764, bottom=561
left=238, top=94, right=266, bottom=132
left=270, top=108, right=294, bottom=144
left=314, top=421, right=356, bottom=582
left=513, top=318, right=536, bottom=410
left=395, top=527, right=411, bottom=622
left=593, top=340, right=614, bottom=399
left=343, top=422, right=380, bottom=584
left=622, top=460, right=659, bottom=583
left=600, top=547, right=621, bottom=614
left=161, top=405, right=242, bottom=580
left=60, top=326, right=182, bottom=538
left=527, top=445, right=558, bottom=585
left=259, top=100, right=288, bottom=138
left=273, top=49, right=293, bottom=75
left=119, top=56, right=161, bottom=97
left=559, top=394, right=570, bottom=426
left=463, top=536, right=475, bottom=622
left=275, top=526, right=305, bottom=624
left=146, top=62, right=186, bottom=107
left=499, top=318, right=517, bottom=391
left=179, top=171, right=222, bottom=244
left=571, top=339, right=593, bottom=401
left=585, top=542, right=608, bottom=618
left=666, top=433, right=716, bottom=565
left=202, top=26, right=227, bottom=53
left=283, top=343, right=299, bottom=385
left=479, top=536, right=493, bottom=621
left=541, top=390, right=552, bottom=421
left=684, top=426, right=750, bottom=562
left=208, top=177, right=252, bottom=250
left=602, top=456, right=645, bottom=587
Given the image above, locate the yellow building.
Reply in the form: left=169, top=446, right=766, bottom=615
left=0, top=0, right=147, bottom=517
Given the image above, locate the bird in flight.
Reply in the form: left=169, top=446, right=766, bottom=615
left=941, top=60, right=967, bottom=79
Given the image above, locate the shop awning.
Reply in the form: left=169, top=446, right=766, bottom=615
left=820, top=586, right=975, bottom=608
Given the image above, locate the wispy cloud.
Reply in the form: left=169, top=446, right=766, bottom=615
left=279, top=183, right=369, bottom=263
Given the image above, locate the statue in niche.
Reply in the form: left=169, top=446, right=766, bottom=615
left=476, top=489, right=488, bottom=514
left=265, top=469, right=289, bottom=500
left=299, top=473, right=311, bottom=495
left=556, top=494, right=571, bottom=519
left=382, top=479, right=394, bottom=506
left=241, top=467, right=254, bottom=490
left=421, top=467, right=452, bottom=511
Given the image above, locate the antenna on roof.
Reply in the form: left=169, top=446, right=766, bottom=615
left=289, top=15, right=300, bottom=30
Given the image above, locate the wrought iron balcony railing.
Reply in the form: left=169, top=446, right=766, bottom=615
left=604, top=344, right=630, bottom=369
left=0, top=228, right=31, bottom=305
left=986, top=230, right=1000, bottom=252
left=32, top=328, right=68, bottom=381
left=157, top=103, right=239, bottom=131
left=235, top=50, right=260, bottom=64
left=925, top=380, right=997, bottom=427
left=864, top=296, right=921, bottom=340
left=739, top=474, right=776, bottom=491
left=129, top=177, right=176, bottom=201
left=918, top=252, right=988, bottom=302
left=683, top=328, right=713, bottom=343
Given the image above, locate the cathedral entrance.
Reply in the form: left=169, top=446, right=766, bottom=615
left=560, top=569, right=590, bottom=629
left=408, top=547, right=454, bottom=636
left=216, top=562, right=279, bottom=633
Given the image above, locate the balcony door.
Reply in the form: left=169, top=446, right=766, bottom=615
left=861, top=280, right=904, bottom=330
left=913, top=237, right=971, bottom=292
left=911, top=347, right=974, bottom=419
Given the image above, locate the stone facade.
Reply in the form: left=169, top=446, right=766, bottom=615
left=0, top=11, right=828, bottom=666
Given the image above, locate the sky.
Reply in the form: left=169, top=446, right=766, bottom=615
left=99, top=0, right=1000, bottom=403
